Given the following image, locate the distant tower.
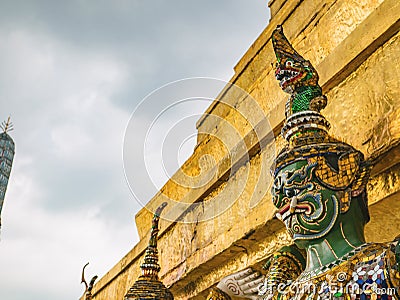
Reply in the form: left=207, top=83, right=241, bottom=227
left=0, top=117, right=15, bottom=229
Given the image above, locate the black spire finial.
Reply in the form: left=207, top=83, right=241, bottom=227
left=81, top=263, right=98, bottom=300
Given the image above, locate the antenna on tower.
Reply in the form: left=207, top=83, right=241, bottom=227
left=0, top=116, right=14, bottom=133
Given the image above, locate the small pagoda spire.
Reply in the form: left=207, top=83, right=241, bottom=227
left=124, top=202, right=174, bottom=300
left=139, top=202, right=167, bottom=279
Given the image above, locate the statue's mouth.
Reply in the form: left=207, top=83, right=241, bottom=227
left=275, top=67, right=302, bottom=90
left=277, top=202, right=312, bottom=222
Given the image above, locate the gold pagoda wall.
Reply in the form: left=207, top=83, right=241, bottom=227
left=85, top=0, right=400, bottom=299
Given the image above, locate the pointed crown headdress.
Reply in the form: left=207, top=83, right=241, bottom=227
left=270, top=26, right=371, bottom=215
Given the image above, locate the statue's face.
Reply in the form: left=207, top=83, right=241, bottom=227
left=275, top=58, right=318, bottom=94
left=271, top=160, right=339, bottom=241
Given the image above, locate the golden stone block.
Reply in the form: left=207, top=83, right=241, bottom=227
left=85, top=1, right=400, bottom=299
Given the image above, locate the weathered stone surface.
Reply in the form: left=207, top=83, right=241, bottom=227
left=85, top=1, right=400, bottom=299
left=268, top=0, right=288, bottom=18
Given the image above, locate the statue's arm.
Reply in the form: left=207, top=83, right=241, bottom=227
left=260, top=244, right=306, bottom=295
left=207, top=245, right=305, bottom=300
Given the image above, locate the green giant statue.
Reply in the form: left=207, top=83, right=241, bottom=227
left=207, top=26, right=400, bottom=300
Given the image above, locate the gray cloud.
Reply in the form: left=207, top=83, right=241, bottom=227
left=0, top=1, right=270, bottom=299
left=0, top=0, right=270, bottom=109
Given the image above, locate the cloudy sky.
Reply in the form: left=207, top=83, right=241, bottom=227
left=0, top=1, right=270, bottom=299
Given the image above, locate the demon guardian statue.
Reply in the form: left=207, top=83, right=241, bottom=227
left=207, top=26, right=400, bottom=300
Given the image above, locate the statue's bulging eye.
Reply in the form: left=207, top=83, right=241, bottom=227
left=285, top=188, right=301, bottom=198
left=285, top=189, right=294, bottom=198
left=273, top=175, right=283, bottom=191
left=286, top=60, right=293, bottom=67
